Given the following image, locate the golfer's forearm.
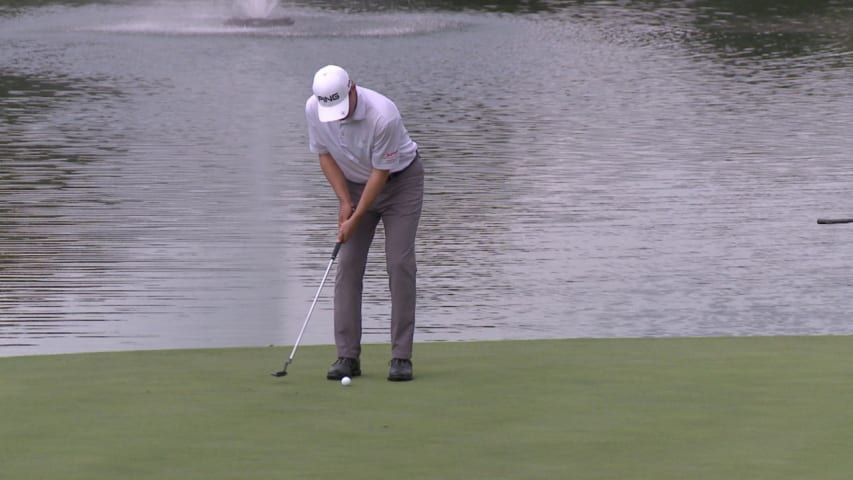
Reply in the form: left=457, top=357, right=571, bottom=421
left=353, top=168, right=390, bottom=218
left=319, top=153, right=352, bottom=207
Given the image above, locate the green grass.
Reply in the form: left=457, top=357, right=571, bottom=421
left=2, top=336, right=853, bottom=479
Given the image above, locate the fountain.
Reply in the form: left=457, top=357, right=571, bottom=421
left=224, top=0, right=293, bottom=27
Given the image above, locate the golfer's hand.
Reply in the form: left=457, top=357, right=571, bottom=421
left=338, top=214, right=361, bottom=244
left=337, top=203, right=358, bottom=243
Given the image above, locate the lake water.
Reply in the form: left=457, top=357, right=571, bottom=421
left=1, top=0, right=852, bottom=357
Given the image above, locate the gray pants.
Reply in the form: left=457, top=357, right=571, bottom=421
left=335, top=155, right=424, bottom=360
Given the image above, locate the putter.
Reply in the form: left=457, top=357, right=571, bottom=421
left=271, top=242, right=342, bottom=377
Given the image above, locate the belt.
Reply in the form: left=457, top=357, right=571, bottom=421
left=388, top=151, right=419, bottom=181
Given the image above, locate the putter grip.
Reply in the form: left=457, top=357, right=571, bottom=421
left=332, top=242, right=342, bottom=259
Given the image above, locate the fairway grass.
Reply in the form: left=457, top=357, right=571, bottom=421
left=2, top=336, right=853, bottom=479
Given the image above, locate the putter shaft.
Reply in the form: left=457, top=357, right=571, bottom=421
left=271, top=243, right=341, bottom=377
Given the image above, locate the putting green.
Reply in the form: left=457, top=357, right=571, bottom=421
left=2, top=336, right=852, bottom=479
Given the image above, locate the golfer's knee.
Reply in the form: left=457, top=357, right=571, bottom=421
left=386, top=254, right=416, bottom=278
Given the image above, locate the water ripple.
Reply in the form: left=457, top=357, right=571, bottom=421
left=2, top=0, right=852, bottom=356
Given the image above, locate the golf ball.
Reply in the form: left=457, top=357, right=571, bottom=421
left=341, top=376, right=351, bottom=386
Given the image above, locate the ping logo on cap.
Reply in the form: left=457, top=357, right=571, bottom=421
left=317, top=92, right=341, bottom=104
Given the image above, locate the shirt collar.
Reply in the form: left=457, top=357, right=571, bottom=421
left=341, top=86, right=367, bottom=123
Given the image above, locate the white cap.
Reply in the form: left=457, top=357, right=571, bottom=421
left=312, top=65, right=352, bottom=122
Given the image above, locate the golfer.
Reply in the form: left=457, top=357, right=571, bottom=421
left=305, top=65, right=424, bottom=382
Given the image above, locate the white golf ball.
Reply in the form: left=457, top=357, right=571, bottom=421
left=341, top=376, right=351, bottom=386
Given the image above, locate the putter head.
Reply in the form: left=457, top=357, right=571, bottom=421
left=272, top=358, right=293, bottom=377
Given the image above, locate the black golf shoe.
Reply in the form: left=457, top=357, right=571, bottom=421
left=327, top=357, right=361, bottom=380
left=387, top=358, right=413, bottom=382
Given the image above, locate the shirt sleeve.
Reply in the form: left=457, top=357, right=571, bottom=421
left=307, top=125, right=326, bottom=154
left=305, top=98, right=328, bottom=154
left=371, top=116, right=403, bottom=170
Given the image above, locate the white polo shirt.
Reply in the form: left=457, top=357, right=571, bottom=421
left=306, top=86, right=418, bottom=184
